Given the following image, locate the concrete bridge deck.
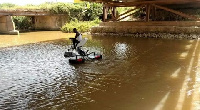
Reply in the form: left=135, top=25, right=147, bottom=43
left=0, top=9, right=67, bottom=35
left=0, top=9, right=50, bottom=16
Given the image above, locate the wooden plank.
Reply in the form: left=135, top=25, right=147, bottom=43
left=113, top=7, right=116, bottom=18
left=146, top=4, right=150, bottom=21
left=117, top=12, right=135, bottom=21
left=104, top=0, right=196, bottom=7
left=113, top=5, right=142, bottom=21
left=110, top=7, right=115, bottom=19
left=116, top=8, right=137, bottom=19
left=103, top=6, right=108, bottom=22
left=151, top=6, right=156, bottom=21
left=152, top=4, right=200, bottom=21
left=108, top=8, right=135, bottom=21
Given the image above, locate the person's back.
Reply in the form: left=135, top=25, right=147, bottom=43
left=76, top=33, right=82, bottom=41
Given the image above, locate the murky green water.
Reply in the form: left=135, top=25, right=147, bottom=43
left=0, top=31, right=200, bottom=110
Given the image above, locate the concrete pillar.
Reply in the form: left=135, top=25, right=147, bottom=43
left=31, top=16, right=35, bottom=30
left=0, top=16, right=19, bottom=35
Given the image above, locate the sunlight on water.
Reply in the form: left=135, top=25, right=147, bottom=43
left=185, top=44, right=192, bottom=49
left=114, top=42, right=129, bottom=59
left=170, top=67, right=181, bottom=78
left=191, top=41, right=200, bottom=110
left=154, top=92, right=170, bottom=110
left=0, top=31, right=74, bottom=48
left=180, top=51, right=188, bottom=59
left=175, top=40, right=199, bottom=110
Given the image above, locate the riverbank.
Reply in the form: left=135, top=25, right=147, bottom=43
left=91, top=33, right=200, bottom=39
left=91, top=21, right=200, bottom=39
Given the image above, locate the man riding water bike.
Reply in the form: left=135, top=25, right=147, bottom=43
left=70, top=28, right=82, bottom=49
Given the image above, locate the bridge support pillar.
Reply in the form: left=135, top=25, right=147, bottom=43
left=0, top=16, right=19, bottom=35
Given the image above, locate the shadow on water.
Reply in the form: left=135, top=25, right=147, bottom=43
left=0, top=32, right=200, bottom=110
left=79, top=36, right=200, bottom=110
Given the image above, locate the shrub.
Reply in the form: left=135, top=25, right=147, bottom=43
left=0, top=3, right=16, bottom=9
left=61, top=19, right=101, bottom=33
left=12, top=16, right=33, bottom=30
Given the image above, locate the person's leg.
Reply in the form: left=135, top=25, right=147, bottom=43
left=75, top=40, right=80, bottom=48
left=72, top=39, right=76, bottom=49
left=73, top=40, right=79, bottom=49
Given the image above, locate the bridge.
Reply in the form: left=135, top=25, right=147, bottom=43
left=0, top=9, right=67, bottom=35
left=83, top=0, right=200, bottom=37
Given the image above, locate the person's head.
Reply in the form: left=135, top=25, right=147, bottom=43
left=73, top=28, right=77, bottom=33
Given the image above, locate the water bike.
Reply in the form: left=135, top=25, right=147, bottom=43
left=64, top=38, right=102, bottom=64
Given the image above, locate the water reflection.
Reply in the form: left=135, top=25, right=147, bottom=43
left=0, top=32, right=200, bottom=110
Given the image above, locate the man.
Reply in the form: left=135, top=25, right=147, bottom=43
left=71, top=28, right=82, bottom=49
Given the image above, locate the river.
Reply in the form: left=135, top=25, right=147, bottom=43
left=0, top=31, right=200, bottom=110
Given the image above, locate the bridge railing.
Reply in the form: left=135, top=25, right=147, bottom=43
left=0, top=9, right=50, bottom=16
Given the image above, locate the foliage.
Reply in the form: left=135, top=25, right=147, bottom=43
left=68, top=4, right=85, bottom=21
left=61, top=18, right=101, bottom=33
left=80, top=2, right=102, bottom=21
left=0, top=2, right=103, bottom=21
left=43, top=2, right=70, bottom=14
left=0, top=3, right=16, bottom=9
left=12, top=16, right=33, bottom=30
